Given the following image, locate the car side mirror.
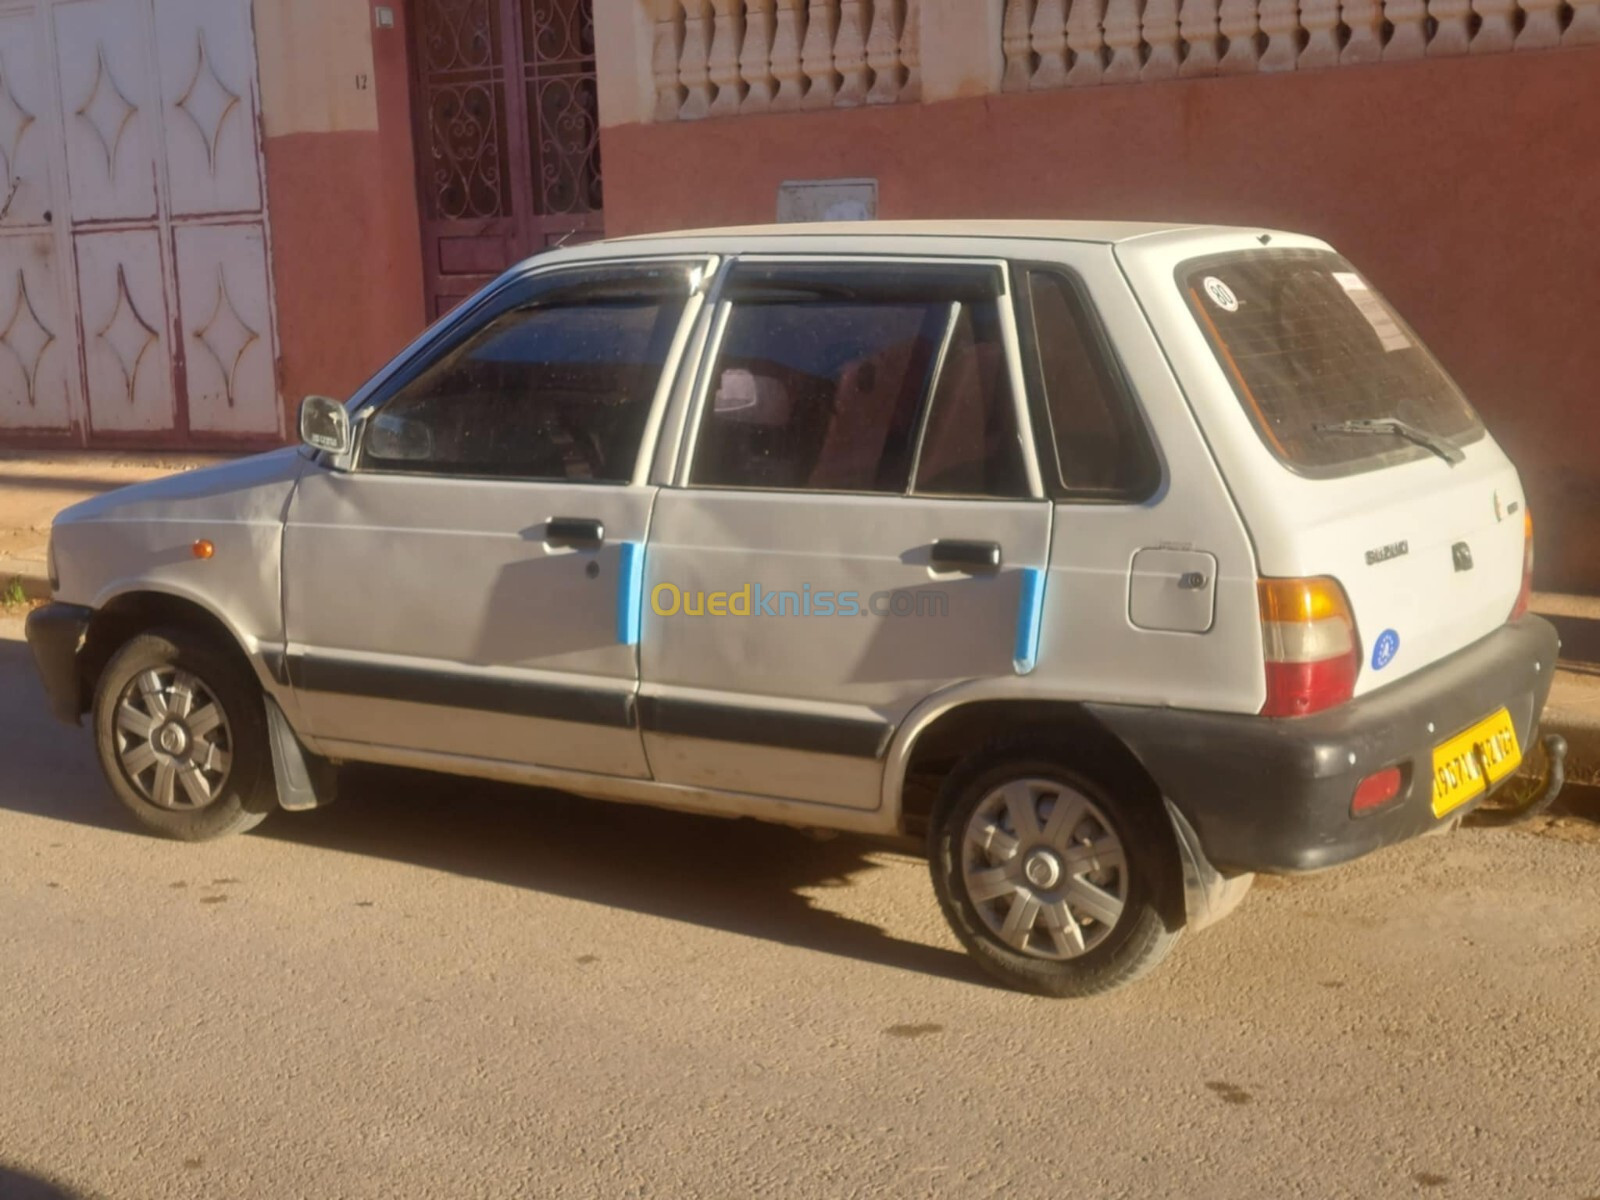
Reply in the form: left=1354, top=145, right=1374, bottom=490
left=299, top=395, right=351, bottom=455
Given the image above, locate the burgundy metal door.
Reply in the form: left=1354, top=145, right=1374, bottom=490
left=409, top=0, right=603, bottom=320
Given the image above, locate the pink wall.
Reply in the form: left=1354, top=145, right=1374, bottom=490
left=601, top=47, right=1600, bottom=592
left=262, top=1, right=426, bottom=432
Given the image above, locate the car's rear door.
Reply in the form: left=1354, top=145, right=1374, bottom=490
left=282, top=258, right=711, bottom=778
left=638, top=257, right=1053, bottom=812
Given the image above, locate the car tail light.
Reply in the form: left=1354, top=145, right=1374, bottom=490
left=1351, top=766, right=1404, bottom=816
left=1509, top=509, right=1534, bottom=621
left=1258, top=577, right=1361, bottom=718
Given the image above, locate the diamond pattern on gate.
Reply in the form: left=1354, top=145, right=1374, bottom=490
left=77, top=44, right=137, bottom=174
left=98, top=264, right=157, bottom=401
left=0, top=64, right=35, bottom=206
left=0, top=270, right=53, bottom=405
left=176, top=33, right=240, bottom=170
left=193, top=266, right=258, bottom=408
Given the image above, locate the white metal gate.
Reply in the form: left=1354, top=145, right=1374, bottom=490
left=0, top=0, right=279, bottom=445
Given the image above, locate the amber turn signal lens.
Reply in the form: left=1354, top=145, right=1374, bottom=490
left=192, top=540, right=215, bottom=560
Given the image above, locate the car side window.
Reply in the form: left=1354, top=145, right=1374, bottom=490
left=358, top=265, right=695, bottom=481
left=1021, top=268, right=1159, bottom=500
left=690, top=262, right=1026, bottom=497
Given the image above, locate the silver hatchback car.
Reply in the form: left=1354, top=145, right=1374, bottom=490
left=26, top=222, right=1560, bottom=995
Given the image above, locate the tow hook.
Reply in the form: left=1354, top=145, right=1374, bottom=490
left=1508, top=733, right=1567, bottom=825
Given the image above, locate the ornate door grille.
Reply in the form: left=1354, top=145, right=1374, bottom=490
left=410, top=0, right=602, bottom=319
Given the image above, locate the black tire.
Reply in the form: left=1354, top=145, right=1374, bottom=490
left=92, top=628, right=275, bottom=841
left=929, top=739, right=1182, bottom=997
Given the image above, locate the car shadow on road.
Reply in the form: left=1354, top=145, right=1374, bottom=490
left=1, top=632, right=986, bottom=987
left=264, top=763, right=991, bottom=988
left=0, top=1164, right=85, bottom=1199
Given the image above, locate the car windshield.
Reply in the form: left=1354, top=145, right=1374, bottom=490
left=1180, top=249, right=1484, bottom=476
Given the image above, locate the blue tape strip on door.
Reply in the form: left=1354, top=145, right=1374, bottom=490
left=1013, top=566, right=1046, bottom=675
left=618, top=542, right=646, bottom=646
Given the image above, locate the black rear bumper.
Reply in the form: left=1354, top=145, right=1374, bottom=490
left=24, top=602, right=92, bottom=725
left=1087, top=617, right=1560, bottom=874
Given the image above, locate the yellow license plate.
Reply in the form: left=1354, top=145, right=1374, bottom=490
left=1430, top=708, right=1521, bottom=818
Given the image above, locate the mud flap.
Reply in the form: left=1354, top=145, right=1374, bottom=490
left=265, top=696, right=337, bottom=811
left=1164, top=798, right=1253, bottom=932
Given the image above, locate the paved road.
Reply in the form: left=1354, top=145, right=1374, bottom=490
left=2, top=616, right=1598, bottom=1200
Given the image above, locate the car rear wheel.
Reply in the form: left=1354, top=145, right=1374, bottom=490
left=930, top=745, right=1181, bottom=997
left=93, top=629, right=275, bottom=841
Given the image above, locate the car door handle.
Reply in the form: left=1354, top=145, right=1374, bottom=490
left=931, top=539, right=1002, bottom=572
left=546, top=517, right=605, bottom=546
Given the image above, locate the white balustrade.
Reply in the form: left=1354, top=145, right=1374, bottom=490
left=1102, top=0, right=1145, bottom=82
left=652, top=0, right=686, bottom=121
left=1470, top=0, right=1517, bottom=51
left=1567, top=0, right=1600, bottom=43
left=800, top=0, right=839, bottom=107
left=834, top=0, right=872, bottom=104
left=1032, top=0, right=1071, bottom=88
left=678, top=0, right=715, bottom=118
left=1298, top=0, right=1341, bottom=66
left=1383, top=0, right=1428, bottom=58
left=865, top=0, right=903, bottom=102
left=1340, top=0, right=1385, bottom=62
left=1178, top=0, right=1221, bottom=75
left=1002, top=0, right=1036, bottom=90
left=709, top=0, right=748, bottom=115
left=1257, top=0, right=1301, bottom=68
left=1217, top=0, right=1262, bottom=71
left=1065, top=0, right=1107, bottom=84
left=1427, top=0, right=1473, bottom=54
left=769, top=0, right=807, bottom=110
left=1140, top=0, right=1181, bottom=80
left=1514, top=0, right=1565, bottom=47
left=899, top=0, right=922, bottom=100
left=644, top=0, right=1600, bottom=120
left=738, top=0, right=776, bottom=112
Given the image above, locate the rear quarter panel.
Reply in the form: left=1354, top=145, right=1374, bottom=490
left=1022, top=240, right=1265, bottom=714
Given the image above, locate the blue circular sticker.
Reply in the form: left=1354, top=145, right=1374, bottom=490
left=1371, top=629, right=1400, bottom=671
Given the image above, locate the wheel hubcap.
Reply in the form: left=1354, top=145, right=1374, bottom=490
left=960, top=778, right=1130, bottom=961
left=111, top=668, right=233, bottom=811
left=1022, top=848, right=1063, bottom=890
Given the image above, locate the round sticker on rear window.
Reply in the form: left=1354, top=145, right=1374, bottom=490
left=1202, top=276, right=1239, bottom=313
left=1372, top=629, right=1400, bottom=671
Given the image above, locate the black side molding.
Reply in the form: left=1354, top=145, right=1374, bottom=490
left=637, top=694, right=893, bottom=759
left=287, top=653, right=636, bottom=729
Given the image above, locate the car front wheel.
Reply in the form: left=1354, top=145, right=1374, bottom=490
left=93, top=629, right=275, bottom=841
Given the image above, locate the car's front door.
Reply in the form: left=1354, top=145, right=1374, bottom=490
left=639, top=258, right=1054, bottom=812
left=282, top=258, right=710, bottom=778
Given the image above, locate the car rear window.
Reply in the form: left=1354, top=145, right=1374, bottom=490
left=1180, top=249, right=1484, bottom=477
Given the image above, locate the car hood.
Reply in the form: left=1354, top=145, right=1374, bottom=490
left=55, top=447, right=309, bottom=529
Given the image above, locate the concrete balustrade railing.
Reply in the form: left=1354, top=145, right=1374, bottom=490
left=1001, top=0, right=1599, bottom=86
left=628, top=0, right=1597, bottom=123
left=651, top=0, right=922, bottom=120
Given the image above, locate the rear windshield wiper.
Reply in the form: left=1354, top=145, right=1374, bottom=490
left=1314, top=418, right=1465, bottom=466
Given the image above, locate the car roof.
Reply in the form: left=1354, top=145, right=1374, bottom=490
left=514, top=220, right=1319, bottom=282
left=603, top=219, right=1246, bottom=247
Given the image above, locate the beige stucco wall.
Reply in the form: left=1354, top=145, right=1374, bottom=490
left=595, top=0, right=656, bottom=127
left=253, top=0, right=380, bottom=136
